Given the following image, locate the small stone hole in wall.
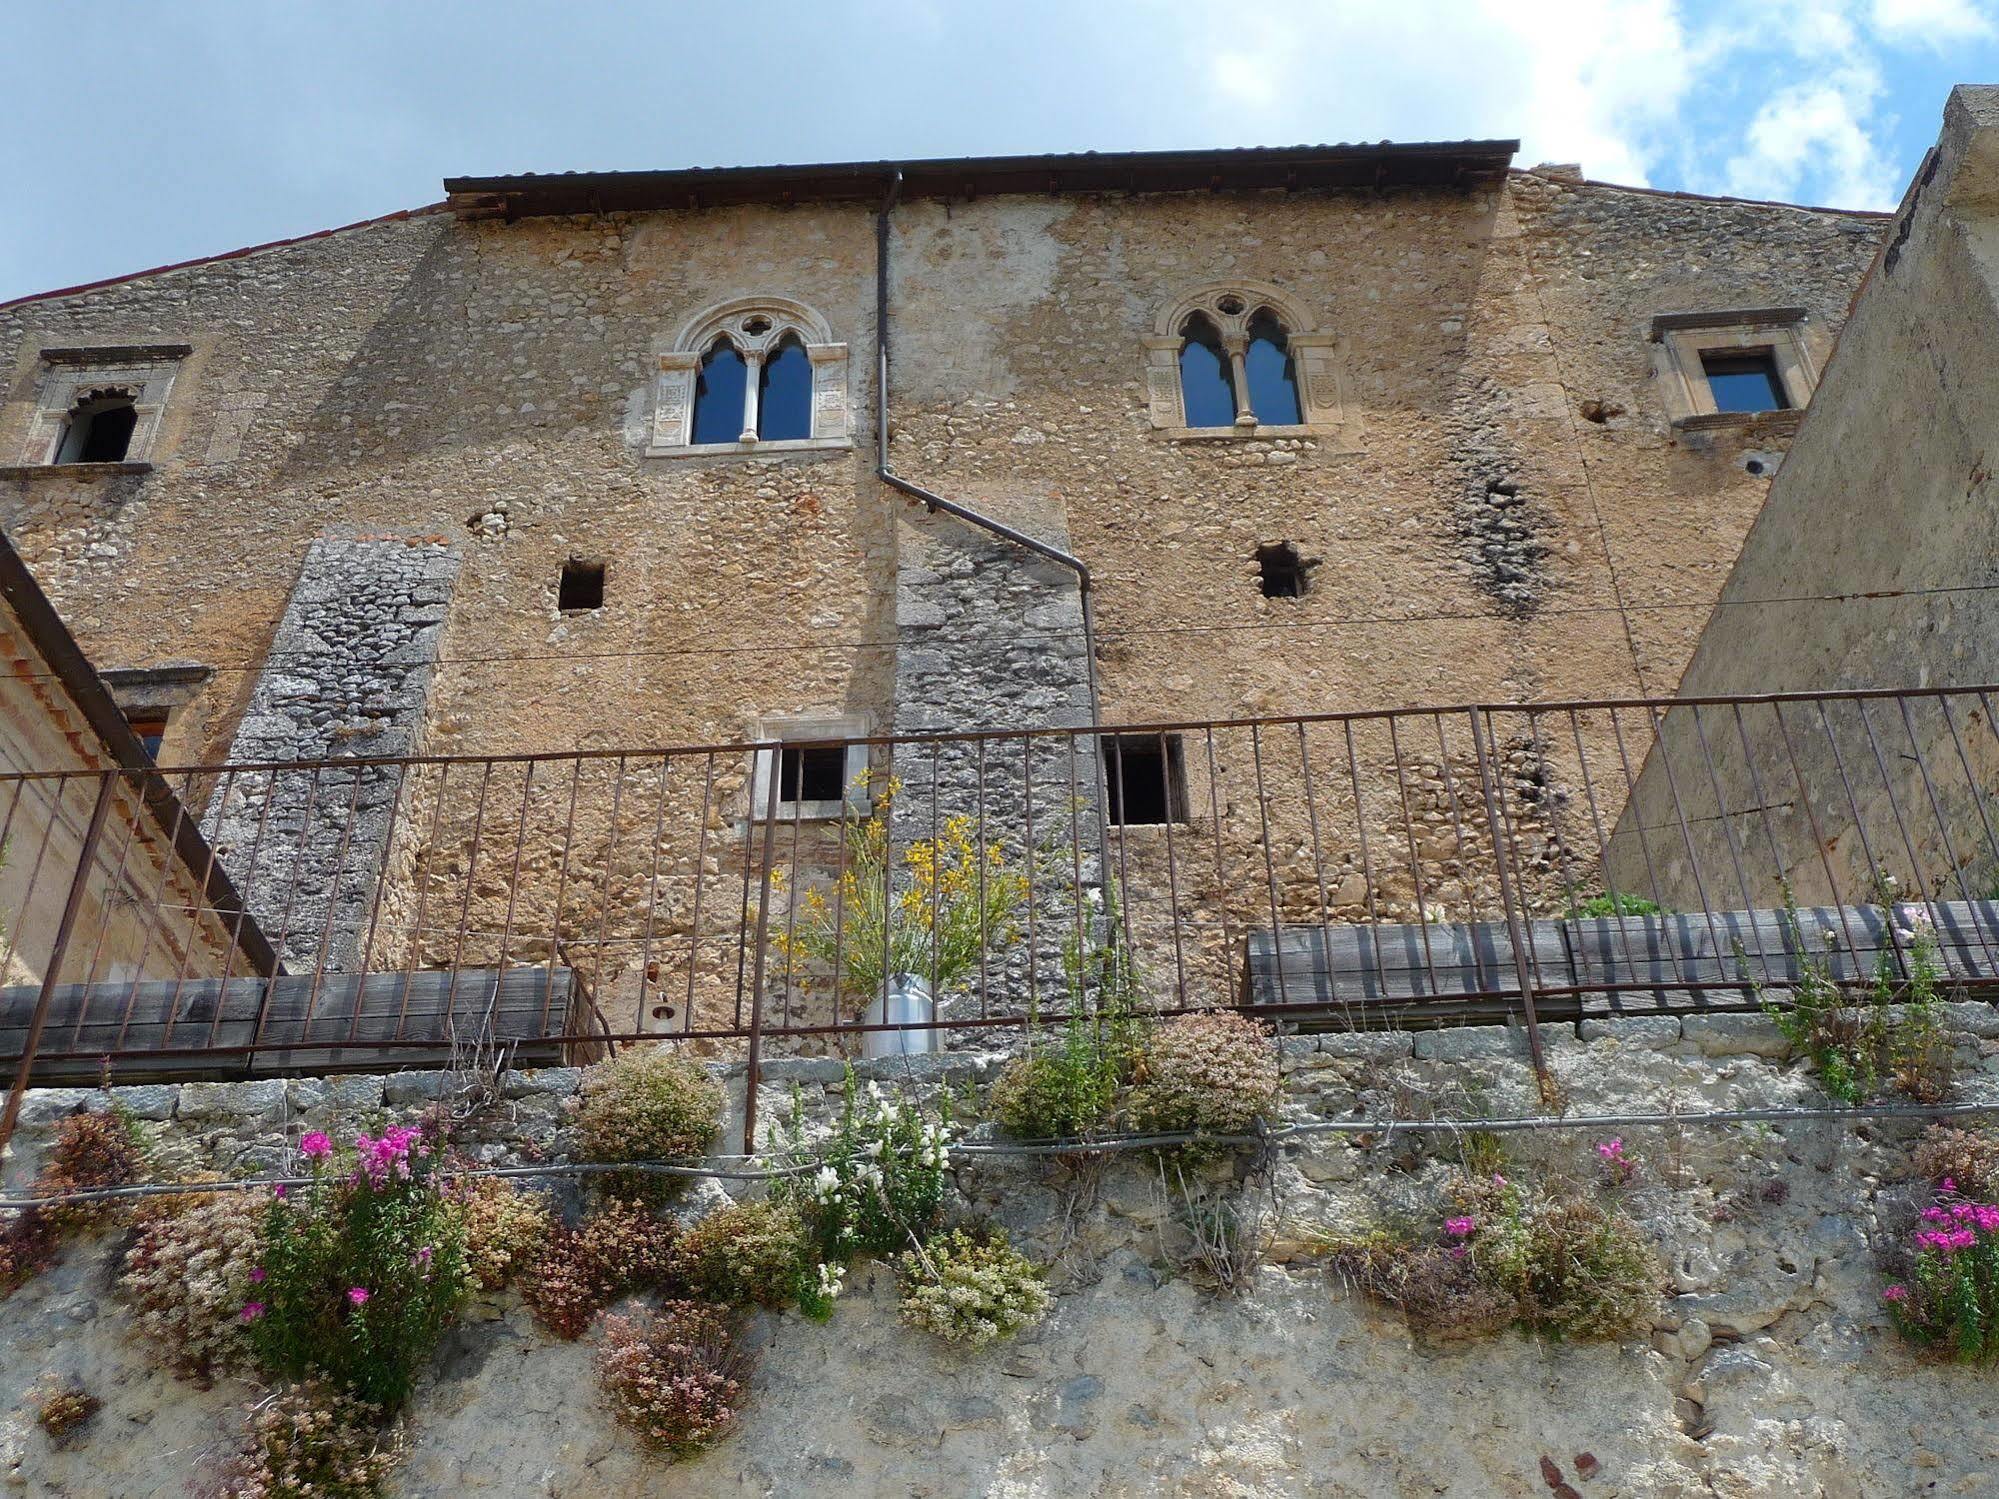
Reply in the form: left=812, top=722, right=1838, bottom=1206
left=559, top=559, right=605, bottom=611
left=1744, top=459, right=1765, bottom=476
left=1102, top=734, right=1188, bottom=825
left=1256, top=543, right=1308, bottom=599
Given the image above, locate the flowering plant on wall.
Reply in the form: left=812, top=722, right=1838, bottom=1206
left=1884, top=1144, right=1999, bottom=1361
left=246, top=1123, right=469, bottom=1410
left=774, top=1072, right=955, bottom=1259
left=774, top=771, right=1028, bottom=1004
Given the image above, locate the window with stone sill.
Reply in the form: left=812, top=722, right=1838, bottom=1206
left=648, top=298, right=850, bottom=458
left=749, top=716, right=870, bottom=821
left=1143, top=284, right=1345, bottom=439
left=1648, top=309, right=1823, bottom=429
left=17, top=345, right=190, bottom=469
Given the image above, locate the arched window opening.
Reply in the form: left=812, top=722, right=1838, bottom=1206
left=1177, top=314, right=1237, bottom=429
left=690, top=339, right=748, bottom=446
left=56, top=390, right=139, bottom=464
left=757, top=336, right=813, bottom=442
left=1244, top=310, right=1302, bottom=426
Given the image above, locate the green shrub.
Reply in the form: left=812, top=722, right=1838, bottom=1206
left=1324, top=1168, right=1655, bottom=1342
left=897, top=1228, right=1051, bottom=1345
left=246, top=1123, right=467, bottom=1411
left=1759, top=885, right=1954, bottom=1106
left=1129, top=1011, right=1279, bottom=1140
left=520, top=1197, right=684, bottom=1340
left=217, top=1381, right=400, bottom=1499
left=1566, top=892, right=1664, bottom=918
left=577, top=1049, right=723, bottom=1203
left=681, top=1200, right=812, bottom=1309
left=598, top=1302, right=750, bottom=1460
left=120, top=1188, right=268, bottom=1382
left=775, top=1073, right=953, bottom=1259
left=989, top=1017, right=1126, bottom=1141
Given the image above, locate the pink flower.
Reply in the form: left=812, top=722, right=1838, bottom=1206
left=1448, top=1243, right=1470, bottom=1261
left=1883, top=1283, right=1910, bottom=1303
left=272, top=1184, right=287, bottom=1199
left=1596, top=1138, right=1624, bottom=1160
left=241, top=1302, right=265, bottom=1322
left=1943, top=1177, right=1959, bottom=1193
left=347, top=1286, right=370, bottom=1307
left=248, top=1266, right=266, bottom=1284
left=299, top=1131, right=332, bottom=1160
left=1444, top=1216, right=1477, bottom=1239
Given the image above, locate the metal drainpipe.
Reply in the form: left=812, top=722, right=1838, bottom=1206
left=873, top=171, right=1117, bottom=912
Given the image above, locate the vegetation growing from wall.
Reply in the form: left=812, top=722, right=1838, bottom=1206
left=1129, top=1010, right=1281, bottom=1140
left=776, top=1073, right=955, bottom=1259
left=246, top=1125, right=468, bottom=1411
left=598, top=1302, right=751, bottom=1460
left=3, top=1108, right=149, bottom=1298
left=1883, top=1124, right=1999, bottom=1362
left=1323, top=1156, right=1656, bottom=1341
left=897, top=1228, right=1051, bottom=1345
left=121, top=1186, right=269, bottom=1381
left=217, top=1381, right=401, bottom=1499
left=1758, top=881, right=1953, bottom=1106
left=575, top=1049, right=724, bottom=1204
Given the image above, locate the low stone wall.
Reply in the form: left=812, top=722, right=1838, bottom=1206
left=6, top=1008, right=1999, bottom=1496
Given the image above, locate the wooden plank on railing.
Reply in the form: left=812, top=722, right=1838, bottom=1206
left=0, top=967, right=574, bottom=1083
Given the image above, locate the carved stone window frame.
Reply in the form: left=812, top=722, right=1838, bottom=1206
left=1649, top=308, right=1824, bottom=430
left=747, top=713, right=871, bottom=823
left=1142, top=283, right=1351, bottom=443
left=647, top=297, right=850, bottom=459
left=17, top=344, right=189, bottom=471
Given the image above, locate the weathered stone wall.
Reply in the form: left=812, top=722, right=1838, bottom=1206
left=0, top=163, right=1889, bottom=1021
left=203, top=536, right=459, bottom=972
left=6, top=1012, right=1999, bottom=1495
left=1612, top=87, right=1999, bottom=911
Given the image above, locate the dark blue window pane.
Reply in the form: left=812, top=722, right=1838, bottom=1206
left=1178, top=315, right=1236, bottom=428
left=1244, top=310, right=1301, bottom=426
left=1701, top=353, right=1788, bottom=414
left=691, top=340, right=747, bottom=444
left=758, top=338, right=813, bottom=441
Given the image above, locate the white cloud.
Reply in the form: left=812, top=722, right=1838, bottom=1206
left=1722, top=73, right=1901, bottom=206
left=1869, top=0, right=1995, bottom=47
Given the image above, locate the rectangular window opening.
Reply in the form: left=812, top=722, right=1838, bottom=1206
left=1257, top=543, right=1306, bottom=599
left=1102, top=734, right=1187, bottom=826
left=1700, top=349, right=1789, bottom=415
left=779, top=744, right=848, bottom=807
left=559, top=559, right=605, bottom=611
left=126, top=713, right=168, bottom=761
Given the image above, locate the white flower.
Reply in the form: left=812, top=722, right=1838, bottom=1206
left=862, top=1139, right=884, bottom=1158
left=1895, top=928, right=1915, bottom=943
left=1821, top=928, right=1839, bottom=947
left=1085, top=887, right=1104, bottom=908
left=813, top=1165, right=840, bottom=1199
left=1908, top=908, right=1935, bottom=930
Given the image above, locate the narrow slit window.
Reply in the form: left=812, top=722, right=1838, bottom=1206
left=1257, top=543, right=1306, bottom=598
left=1101, top=734, right=1187, bottom=826
left=1243, top=309, right=1302, bottom=426
left=1701, top=350, right=1789, bottom=414
left=55, top=390, right=138, bottom=464
left=757, top=336, right=813, bottom=441
left=559, top=559, right=605, bottom=611
left=1177, top=313, right=1237, bottom=429
left=779, top=744, right=847, bottom=806
left=690, top=339, right=749, bottom=445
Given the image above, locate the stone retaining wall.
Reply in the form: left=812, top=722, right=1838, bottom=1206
left=5, top=1010, right=1999, bottom=1495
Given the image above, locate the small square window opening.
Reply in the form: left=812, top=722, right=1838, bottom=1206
left=1256, top=543, right=1307, bottom=599
left=1700, top=350, right=1789, bottom=415
left=126, top=713, right=168, bottom=761
left=559, top=559, right=605, bottom=611
left=779, top=744, right=847, bottom=806
left=1102, top=734, right=1188, bottom=826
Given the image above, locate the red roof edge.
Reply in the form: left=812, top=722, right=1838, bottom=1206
left=0, top=202, right=450, bottom=314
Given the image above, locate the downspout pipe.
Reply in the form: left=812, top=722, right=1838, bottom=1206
left=872, top=171, right=1104, bottom=732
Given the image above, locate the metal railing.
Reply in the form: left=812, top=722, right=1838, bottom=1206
left=5, top=684, right=1999, bottom=1145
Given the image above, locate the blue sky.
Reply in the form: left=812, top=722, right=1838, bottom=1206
left=2, top=1, right=1994, bottom=303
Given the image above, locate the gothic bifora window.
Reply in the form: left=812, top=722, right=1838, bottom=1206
left=1143, top=284, right=1345, bottom=438
left=649, top=299, right=850, bottom=457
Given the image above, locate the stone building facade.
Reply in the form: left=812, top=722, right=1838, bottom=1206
left=0, top=140, right=1892, bottom=1038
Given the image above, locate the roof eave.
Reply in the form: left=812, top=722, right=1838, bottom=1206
left=444, top=140, right=1520, bottom=219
